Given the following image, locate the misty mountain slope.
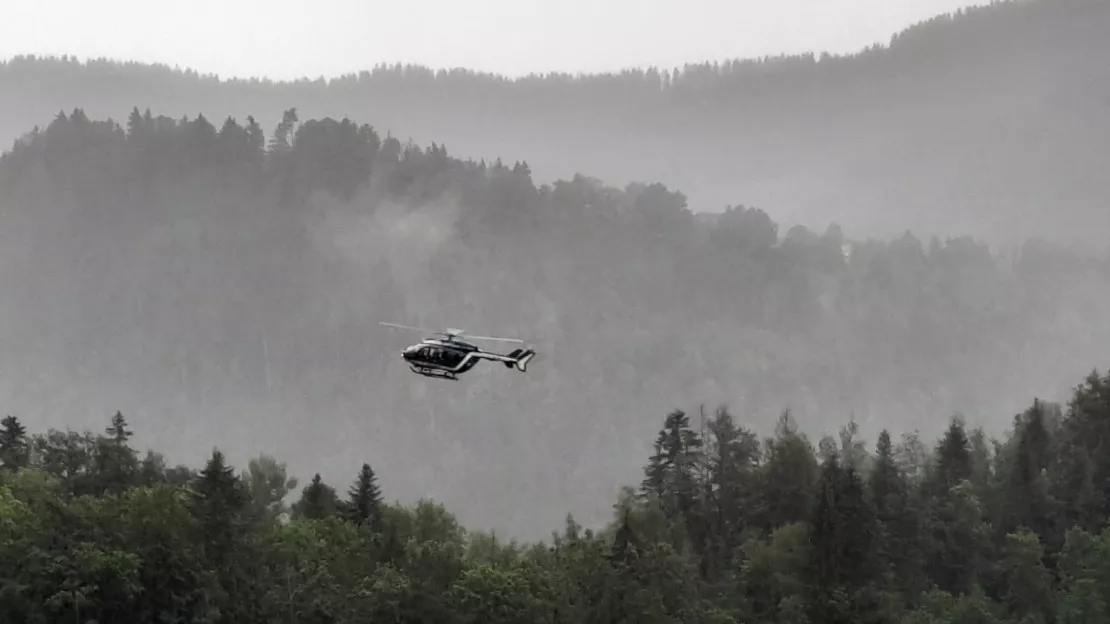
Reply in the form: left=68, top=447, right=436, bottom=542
left=2, top=0, right=1109, bottom=248
left=1, top=109, right=1108, bottom=540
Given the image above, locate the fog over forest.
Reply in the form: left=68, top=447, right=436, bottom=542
left=1, top=0, right=1109, bottom=540
left=2, top=0, right=1108, bottom=247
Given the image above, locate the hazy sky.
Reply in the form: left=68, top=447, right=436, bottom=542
left=4, top=0, right=991, bottom=80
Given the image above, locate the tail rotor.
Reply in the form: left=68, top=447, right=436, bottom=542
left=502, top=348, right=536, bottom=371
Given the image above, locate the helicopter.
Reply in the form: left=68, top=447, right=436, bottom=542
left=379, top=322, right=537, bottom=380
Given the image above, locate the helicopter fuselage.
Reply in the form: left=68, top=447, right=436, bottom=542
left=401, top=339, right=480, bottom=377
left=399, top=338, right=534, bottom=380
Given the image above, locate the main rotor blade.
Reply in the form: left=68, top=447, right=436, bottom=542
left=379, top=321, right=438, bottom=334
left=380, top=322, right=525, bottom=344
left=462, top=334, right=525, bottom=344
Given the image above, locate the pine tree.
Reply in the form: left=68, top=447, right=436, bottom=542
left=1054, top=370, right=1110, bottom=530
left=704, top=406, right=759, bottom=576
left=809, top=451, right=881, bottom=624
left=268, top=108, right=298, bottom=152
left=870, top=431, right=900, bottom=518
left=757, top=411, right=819, bottom=530
left=928, top=417, right=973, bottom=498
left=347, top=463, right=383, bottom=529
left=641, top=436, right=667, bottom=500
left=245, top=115, right=265, bottom=159
left=638, top=409, right=708, bottom=567
left=870, top=431, right=900, bottom=569
left=126, top=106, right=144, bottom=138
left=968, top=426, right=993, bottom=496
left=188, top=449, right=257, bottom=620
left=869, top=429, right=926, bottom=605
left=610, top=508, right=640, bottom=563
left=810, top=454, right=847, bottom=600
left=189, top=449, right=248, bottom=564
left=1000, top=400, right=1058, bottom=545
left=96, top=411, right=138, bottom=493
left=106, top=410, right=133, bottom=443
left=0, top=415, right=28, bottom=472
left=640, top=410, right=704, bottom=514
left=293, top=473, right=340, bottom=521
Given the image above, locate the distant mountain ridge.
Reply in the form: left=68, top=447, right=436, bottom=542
left=3, top=0, right=1108, bottom=248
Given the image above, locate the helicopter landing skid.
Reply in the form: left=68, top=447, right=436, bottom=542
left=410, top=365, right=458, bottom=381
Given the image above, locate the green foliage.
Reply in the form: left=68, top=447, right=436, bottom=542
left=244, top=454, right=299, bottom=522
left=346, top=462, right=383, bottom=529
left=0, top=415, right=28, bottom=473
left=4, top=366, right=1110, bottom=620
left=293, top=473, right=341, bottom=521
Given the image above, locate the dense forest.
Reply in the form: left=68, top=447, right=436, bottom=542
left=3, top=1, right=1109, bottom=618
left=2, top=0, right=1108, bottom=247
left=3, top=365, right=1110, bottom=622
left=1, top=106, right=1108, bottom=538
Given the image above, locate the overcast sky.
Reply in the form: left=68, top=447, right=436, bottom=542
left=3, top=0, right=991, bottom=80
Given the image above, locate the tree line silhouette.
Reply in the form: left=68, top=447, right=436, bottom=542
left=2, top=366, right=1110, bottom=622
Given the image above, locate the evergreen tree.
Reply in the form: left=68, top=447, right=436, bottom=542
left=96, top=411, right=138, bottom=493
left=610, top=508, right=640, bottom=563
left=187, top=448, right=257, bottom=619
left=1055, top=370, right=1110, bottom=530
left=641, top=436, right=667, bottom=500
left=809, top=451, right=882, bottom=623
left=922, top=418, right=981, bottom=595
left=347, top=462, right=383, bottom=529
left=105, top=410, right=133, bottom=444
left=870, top=431, right=900, bottom=569
left=999, top=528, right=1053, bottom=623
left=703, top=406, right=759, bottom=577
left=292, top=473, right=340, bottom=520
left=757, top=411, right=819, bottom=531
left=245, top=115, right=265, bottom=157
left=928, top=417, right=974, bottom=498
left=869, top=429, right=926, bottom=606
left=126, top=105, right=145, bottom=138
left=268, top=107, right=298, bottom=152
left=189, top=449, right=248, bottom=563
left=639, top=409, right=703, bottom=520
left=0, top=415, right=29, bottom=472
left=1000, top=400, right=1058, bottom=545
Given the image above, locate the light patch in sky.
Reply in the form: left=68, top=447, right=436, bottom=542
left=2, top=0, right=992, bottom=80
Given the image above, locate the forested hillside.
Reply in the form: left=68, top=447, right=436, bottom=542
left=0, top=107, right=1108, bottom=538
left=2, top=367, right=1110, bottom=622
left=2, top=0, right=1108, bottom=247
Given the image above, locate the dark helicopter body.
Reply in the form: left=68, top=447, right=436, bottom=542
left=383, top=323, right=536, bottom=380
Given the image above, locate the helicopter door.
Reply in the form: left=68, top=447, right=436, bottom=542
left=424, top=346, right=451, bottom=366
left=439, top=348, right=464, bottom=368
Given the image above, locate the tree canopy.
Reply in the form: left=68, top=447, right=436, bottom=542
left=3, top=367, right=1110, bottom=621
